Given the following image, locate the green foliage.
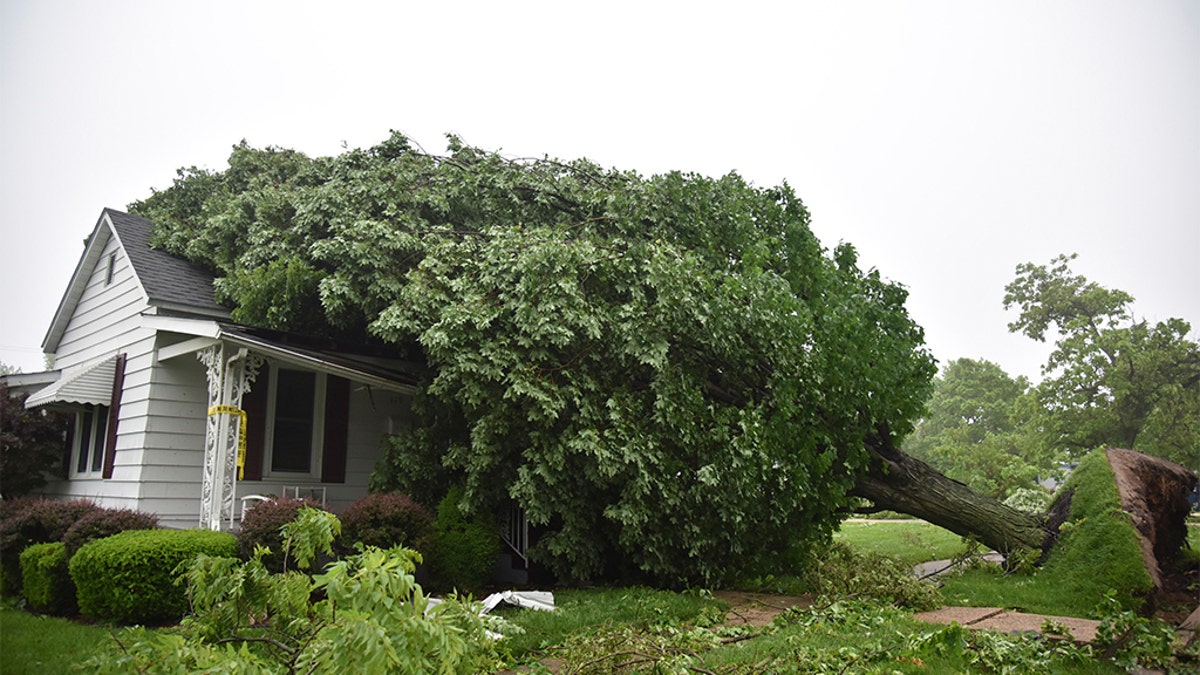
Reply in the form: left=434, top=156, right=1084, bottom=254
left=0, top=497, right=100, bottom=595
left=61, top=507, right=158, bottom=556
left=85, top=507, right=502, bottom=674
left=132, top=132, right=936, bottom=586
left=427, top=486, right=500, bottom=592
left=235, top=496, right=328, bottom=573
left=18, top=542, right=75, bottom=615
left=69, top=528, right=236, bottom=624
left=798, top=541, right=942, bottom=610
left=280, top=505, right=339, bottom=571
left=1003, top=486, right=1052, bottom=515
left=337, top=491, right=434, bottom=556
left=902, top=358, right=1051, bottom=499
left=1005, top=253, right=1200, bottom=466
left=1093, top=590, right=1180, bottom=671
left=0, top=384, right=72, bottom=499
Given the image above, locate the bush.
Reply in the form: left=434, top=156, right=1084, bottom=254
left=426, top=487, right=500, bottom=593
left=236, top=497, right=328, bottom=572
left=19, top=541, right=75, bottom=615
left=69, top=528, right=236, bottom=624
left=63, top=508, right=159, bottom=556
left=338, top=492, right=434, bottom=556
left=0, top=498, right=100, bottom=595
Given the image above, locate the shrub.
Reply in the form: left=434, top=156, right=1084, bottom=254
left=338, top=491, right=434, bottom=556
left=236, top=497, right=327, bottom=572
left=0, top=498, right=100, bottom=595
left=19, top=541, right=75, bottom=615
left=69, top=528, right=236, bottom=624
left=426, top=487, right=500, bottom=593
left=63, top=508, right=159, bottom=556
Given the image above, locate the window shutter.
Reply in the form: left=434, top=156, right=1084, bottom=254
left=321, top=376, right=350, bottom=484
left=61, top=416, right=75, bottom=480
left=241, top=366, right=269, bottom=481
left=101, top=354, right=126, bottom=479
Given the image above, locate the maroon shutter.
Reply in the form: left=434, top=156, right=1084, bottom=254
left=61, top=415, right=75, bottom=479
left=241, top=367, right=269, bottom=481
left=320, top=376, right=350, bottom=484
left=101, top=354, right=126, bottom=479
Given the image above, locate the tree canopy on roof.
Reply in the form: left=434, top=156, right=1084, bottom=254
left=132, top=132, right=937, bottom=584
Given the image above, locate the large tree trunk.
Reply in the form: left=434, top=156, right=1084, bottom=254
left=849, top=438, right=1050, bottom=559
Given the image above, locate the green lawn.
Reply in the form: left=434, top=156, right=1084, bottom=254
left=834, top=519, right=971, bottom=566
left=0, top=606, right=115, bottom=674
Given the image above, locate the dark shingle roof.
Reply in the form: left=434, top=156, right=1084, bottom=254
left=104, top=208, right=228, bottom=314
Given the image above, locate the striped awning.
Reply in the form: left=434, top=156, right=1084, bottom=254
left=25, top=355, right=118, bottom=408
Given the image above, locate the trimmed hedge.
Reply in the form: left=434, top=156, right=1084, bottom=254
left=69, top=528, right=236, bottom=624
left=338, top=492, right=434, bottom=556
left=19, top=541, right=76, bottom=615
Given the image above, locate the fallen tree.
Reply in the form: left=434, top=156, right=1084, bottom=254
left=130, top=134, right=1194, bottom=585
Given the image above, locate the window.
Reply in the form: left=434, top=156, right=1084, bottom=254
left=73, top=405, right=109, bottom=475
left=265, top=367, right=326, bottom=477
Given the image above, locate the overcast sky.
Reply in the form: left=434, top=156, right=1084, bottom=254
left=2, top=0, right=1197, bottom=383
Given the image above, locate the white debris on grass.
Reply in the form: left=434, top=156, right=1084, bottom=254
left=427, top=590, right=555, bottom=640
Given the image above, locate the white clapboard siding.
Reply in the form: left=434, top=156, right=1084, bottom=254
left=54, top=234, right=151, bottom=369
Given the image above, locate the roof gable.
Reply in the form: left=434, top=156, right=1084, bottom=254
left=42, top=209, right=229, bottom=353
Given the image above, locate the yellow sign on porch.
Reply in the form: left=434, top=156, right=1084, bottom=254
left=208, top=405, right=248, bottom=479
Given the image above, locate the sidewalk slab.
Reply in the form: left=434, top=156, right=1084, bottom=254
left=913, top=607, right=1100, bottom=643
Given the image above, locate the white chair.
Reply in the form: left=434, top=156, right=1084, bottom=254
left=285, top=485, right=327, bottom=506
left=239, top=494, right=274, bottom=522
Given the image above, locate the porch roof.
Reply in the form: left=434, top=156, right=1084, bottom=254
left=149, top=315, right=423, bottom=395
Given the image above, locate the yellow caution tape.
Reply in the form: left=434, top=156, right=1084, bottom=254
left=208, top=405, right=248, bottom=480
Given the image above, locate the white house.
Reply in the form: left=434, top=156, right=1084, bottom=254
left=15, top=209, right=421, bottom=530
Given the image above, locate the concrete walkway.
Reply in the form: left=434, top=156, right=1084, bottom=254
left=911, top=552, right=1004, bottom=579
left=912, top=606, right=1101, bottom=643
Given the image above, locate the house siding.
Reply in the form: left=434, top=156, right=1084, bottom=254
left=39, top=228, right=153, bottom=512
left=37, top=213, right=417, bottom=531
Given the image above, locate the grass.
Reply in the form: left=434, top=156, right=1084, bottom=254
left=0, top=605, right=115, bottom=674
left=496, top=586, right=724, bottom=661
left=835, top=518, right=972, bottom=566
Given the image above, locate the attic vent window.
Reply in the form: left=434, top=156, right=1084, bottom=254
left=105, top=252, right=117, bottom=285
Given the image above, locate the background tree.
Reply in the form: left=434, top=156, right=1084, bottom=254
left=1004, top=254, right=1200, bottom=467
left=0, top=383, right=70, bottom=498
left=902, top=358, right=1052, bottom=499
left=135, top=134, right=1057, bottom=583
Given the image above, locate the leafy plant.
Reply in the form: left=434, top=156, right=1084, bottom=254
left=426, top=486, right=500, bottom=593
left=69, top=528, right=236, bottom=624
left=0, top=384, right=72, bottom=499
left=62, top=507, right=158, bottom=556
left=336, top=491, right=433, bottom=556
left=0, top=498, right=100, bottom=595
left=84, top=508, right=503, bottom=674
left=799, top=541, right=942, bottom=610
left=1093, top=590, right=1179, bottom=670
left=18, top=542, right=75, bottom=615
left=235, top=496, right=328, bottom=573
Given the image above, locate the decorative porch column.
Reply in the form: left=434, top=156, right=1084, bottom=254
left=197, top=344, right=265, bottom=530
